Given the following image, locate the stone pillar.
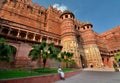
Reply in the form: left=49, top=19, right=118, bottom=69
left=56, top=40, right=59, bottom=45
left=108, top=57, right=114, bottom=68
left=0, top=26, right=3, bottom=32
left=102, top=57, right=105, bottom=66
left=25, top=32, right=28, bottom=39
left=104, top=57, right=108, bottom=67
left=40, top=36, right=42, bottom=42
left=7, top=28, right=11, bottom=35
left=46, top=37, right=49, bottom=43
left=17, top=30, right=20, bottom=37
left=33, top=34, right=36, bottom=41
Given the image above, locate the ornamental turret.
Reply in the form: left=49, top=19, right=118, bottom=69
left=80, top=22, right=103, bottom=68
left=60, top=10, right=82, bottom=68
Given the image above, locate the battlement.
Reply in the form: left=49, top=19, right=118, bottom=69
left=0, top=0, right=46, bottom=15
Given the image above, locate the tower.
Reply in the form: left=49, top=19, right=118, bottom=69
left=60, top=10, right=82, bottom=68
left=80, top=22, right=103, bottom=68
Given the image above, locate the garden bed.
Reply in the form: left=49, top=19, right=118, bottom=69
left=0, top=69, right=81, bottom=83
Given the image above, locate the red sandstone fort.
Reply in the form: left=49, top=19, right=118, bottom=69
left=0, top=0, right=120, bottom=68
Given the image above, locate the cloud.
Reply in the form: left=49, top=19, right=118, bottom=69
left=53, top=3, right=67, bottom=12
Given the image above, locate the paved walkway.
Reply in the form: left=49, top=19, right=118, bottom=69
left=55, top=68, right=120, bottom=83
left=83, top=68, right=115, bottom=71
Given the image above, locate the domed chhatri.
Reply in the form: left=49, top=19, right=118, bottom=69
left=60, top=10, right=75, bottom=18
left=82, top=22, right=93, bottom=27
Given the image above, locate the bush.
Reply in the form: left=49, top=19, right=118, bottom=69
left=34, top=68, right=57, bottom=74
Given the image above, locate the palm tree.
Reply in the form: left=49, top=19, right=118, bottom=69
left=49, top=43, right=60, bottom=60
left=29, top=44, right=42, bottom=67
left=0, top=38, right=16, bottom=62
left=60, top=51, right=74, bottom=68
left=29, top=41, right=60, bottom=68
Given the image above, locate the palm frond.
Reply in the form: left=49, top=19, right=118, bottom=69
left=0, top=38, right=5, bottom=43
left=0, top=40, right=16, bottom=62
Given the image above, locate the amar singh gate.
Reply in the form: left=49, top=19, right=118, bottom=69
left=0, top=0, right=120, bottom=68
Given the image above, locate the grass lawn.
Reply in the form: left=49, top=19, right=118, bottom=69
left=0, top=68, right=73, bottom=79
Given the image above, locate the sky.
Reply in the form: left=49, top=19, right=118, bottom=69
left=32, top=0, right=120, bottom=33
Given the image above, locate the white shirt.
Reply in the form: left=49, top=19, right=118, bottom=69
left=57, top=68, right=64, bottom=78
left=58, top=68, right=62, bottom=74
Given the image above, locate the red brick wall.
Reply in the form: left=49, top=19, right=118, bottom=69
left=100, top=26, right=120, bottom=51
left=0, top=70, right=81, bottom=83
left=0, top=0, right=4, bottom=8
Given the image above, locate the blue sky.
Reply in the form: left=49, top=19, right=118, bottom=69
left=32, top=0, right=120, bottom=33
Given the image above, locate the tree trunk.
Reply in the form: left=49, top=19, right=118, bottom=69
left=66, top=62, right=68, bottom=68
left=38, top=58, right=42, bottom=68
left=43, top=59, right=46, bottom=68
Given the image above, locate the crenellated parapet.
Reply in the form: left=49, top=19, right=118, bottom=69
left=1, top=0, right=46, bottom=15
left=0, top=0, right=47, bottom=30
left=45, top=6, right=62, bottom=34
left=47, top=6, right=62, bottom=14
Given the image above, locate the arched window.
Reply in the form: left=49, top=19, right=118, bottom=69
left=65, top=15, right=68, bottom=18
left=87, top=26, right=89, bottom=29
left=75, top=25, right=77, bottom=30
left=83, top=27, right=85, bottom=30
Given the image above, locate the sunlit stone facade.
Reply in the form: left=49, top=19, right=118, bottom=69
left=0, top=0, right=120, bottom=68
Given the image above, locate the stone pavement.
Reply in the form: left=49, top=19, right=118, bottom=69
left=83, top=67, right=120, bottom=72
left=55, top=68, right=120, bottom=83
left=83, top=68, right=115, bottom=72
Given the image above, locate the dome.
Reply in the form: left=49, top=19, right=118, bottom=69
left=82, top=22, right=91, bottom=25
left=60, top=10, right=75, bottom=18
left=82, top=22, right=93, bottom=27
left=62, top=10, right=73, bottom=14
